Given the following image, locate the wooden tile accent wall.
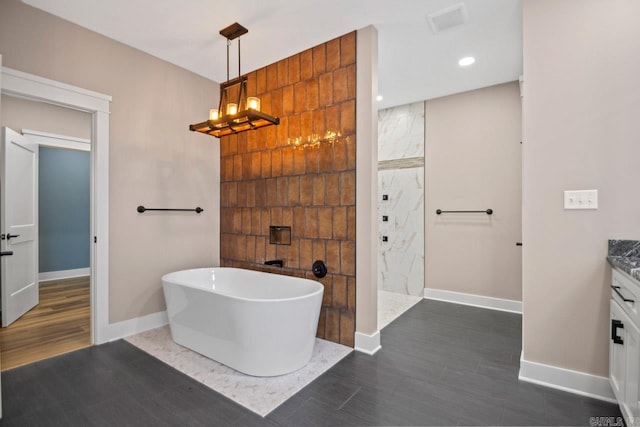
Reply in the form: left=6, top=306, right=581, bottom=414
left=219, top=32, right=356, bottom=347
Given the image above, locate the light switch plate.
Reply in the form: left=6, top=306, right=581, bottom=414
left=564, top=189, right=598, bottom=210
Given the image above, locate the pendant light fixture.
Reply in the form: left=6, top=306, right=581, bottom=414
left=189, top=22, right=280, bottom=138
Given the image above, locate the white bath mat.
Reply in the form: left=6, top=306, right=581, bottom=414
left=125, top=326, right=352, bottom=417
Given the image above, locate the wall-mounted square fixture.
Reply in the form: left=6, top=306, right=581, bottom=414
left=269, top=226, right=291, bottom=245
left=382, top=194, right=389, bottom=201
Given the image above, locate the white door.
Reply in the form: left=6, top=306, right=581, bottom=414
left=1, top=127, right=39, bottom=327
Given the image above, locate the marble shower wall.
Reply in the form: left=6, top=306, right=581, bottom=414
left=377, top=102, right=425, bottom=296
left=378, top=101, right=425, bottom=161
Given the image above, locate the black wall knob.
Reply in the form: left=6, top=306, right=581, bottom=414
left=312, top=260, right=327, bottom=278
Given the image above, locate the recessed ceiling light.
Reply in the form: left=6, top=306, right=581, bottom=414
left=376, top=95, right=383, bottom=101
left=458, top=56, right=475, bottom=67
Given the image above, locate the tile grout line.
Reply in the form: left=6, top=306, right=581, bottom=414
left=337, top=385, right=362, bottom=410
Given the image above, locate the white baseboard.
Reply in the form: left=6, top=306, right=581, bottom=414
left=355, top=330, right=381, bottom=355
left=104, top=310, right=168, bottom=343
left=39, top=268, right=90, bottom=282
left=424, top=288, right=522, bottom=314
left=519, top=353, right=616, bottom=403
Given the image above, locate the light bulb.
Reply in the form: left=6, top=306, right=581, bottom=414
left=247, top=97, right=261, bottom=111
left=209, top=109, right=219, bottom=120
left=226, top=103, right=238, bottom=115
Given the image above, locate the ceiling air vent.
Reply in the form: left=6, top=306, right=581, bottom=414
left=427, top=3, right=468, bottom=34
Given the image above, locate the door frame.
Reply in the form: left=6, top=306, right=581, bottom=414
left=1, top=65, right=112, bottom=344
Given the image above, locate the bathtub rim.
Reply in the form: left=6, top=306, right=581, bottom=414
left=161, top=267, right=324, bottom=304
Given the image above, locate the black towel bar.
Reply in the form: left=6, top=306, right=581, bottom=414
left=137, top=205, right=203, bottom=214
left=436, top=209, right=493, bottom=215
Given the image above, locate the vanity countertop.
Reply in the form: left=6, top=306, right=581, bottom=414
left=608, top=239, right=640, bottom=282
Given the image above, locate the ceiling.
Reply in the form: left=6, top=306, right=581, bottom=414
left=22, top=0, right=522, bottom=109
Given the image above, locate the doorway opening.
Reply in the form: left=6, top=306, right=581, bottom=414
left=0, top=127, right=92, bottom=370
left=376, top=102, right=425, bottom=329
left=0, top=63, right=112, bottom=357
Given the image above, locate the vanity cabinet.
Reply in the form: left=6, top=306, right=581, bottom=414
left=610, top=268, right=640, bottom=424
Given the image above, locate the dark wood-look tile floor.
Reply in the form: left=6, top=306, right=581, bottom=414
left=0, top=300, right=622, bottom=426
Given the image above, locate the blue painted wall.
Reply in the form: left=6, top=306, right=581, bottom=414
left=39, top=147, right=90, bottom=272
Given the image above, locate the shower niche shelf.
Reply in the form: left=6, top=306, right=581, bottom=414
left=269, top=226, right=291, bottom=245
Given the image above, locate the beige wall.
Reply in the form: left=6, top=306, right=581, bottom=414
left=356, top=26, right=379, bottom=337
left=1, top=95, right=91, bottom=139
left=425, top=82, right=522, bottom=301
left=522, top=0, right=640, bottom=375
left=0, top=0, right=220, bottom=323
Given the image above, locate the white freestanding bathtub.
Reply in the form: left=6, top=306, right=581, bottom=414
left=161, top=267, right=324, bottom=377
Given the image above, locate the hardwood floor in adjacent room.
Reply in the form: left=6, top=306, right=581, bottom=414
left=0, top=276, right=91, bottom=371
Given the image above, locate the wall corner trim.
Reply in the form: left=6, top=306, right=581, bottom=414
left=354, top=330, right=381, bottom=355
left=519, top=352, right=616, bottom=403
left=105, top=310, right=168, bottom=342
left=355, top=24, right=380, bottom=342
left=424, top=288, right=522, bottom=314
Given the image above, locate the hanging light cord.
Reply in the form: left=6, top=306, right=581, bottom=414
left=226, top=39, right=231, bottom=82
left=224, top=37, right=242, bottom=82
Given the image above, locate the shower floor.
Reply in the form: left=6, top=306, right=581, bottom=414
left=377, top=290, right=422, bottom=330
